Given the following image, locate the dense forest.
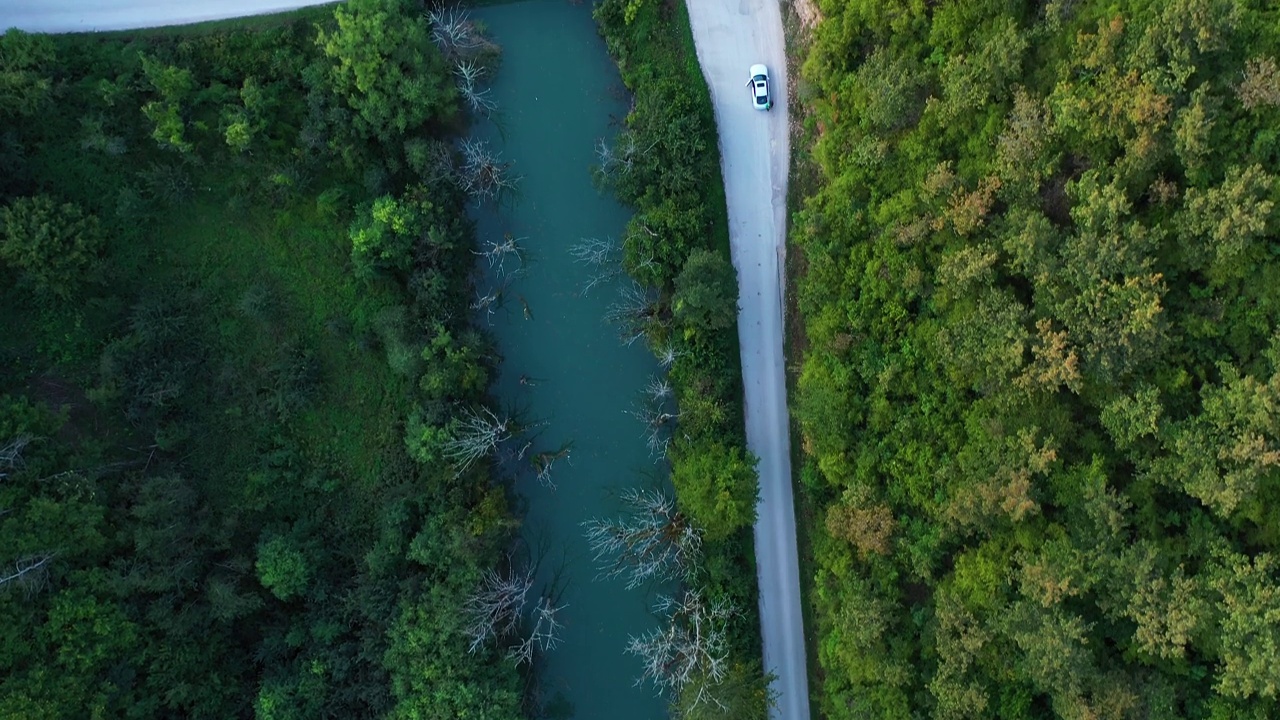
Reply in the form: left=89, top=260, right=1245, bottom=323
left=0, top=0, right=775, bottom=717
left=0, top=1, right=528, bottom=716
left=791, top=0, right=1280, bottom=717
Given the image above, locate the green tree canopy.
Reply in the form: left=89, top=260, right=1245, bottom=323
left=673, top=248, right=739, bottom=339
left=671, top=438, right=758, bottom=541
left=317, top=0, right=456, bottom=145
left=0, top=195, right=103, bottom=301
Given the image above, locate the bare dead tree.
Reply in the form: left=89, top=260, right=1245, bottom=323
left=531, top=441, right=572, bottom=490
left=443, top=406, right=514, bottom=477
left=471, top=272, right=521, bottom=325
left=605, top=281, right=663, bottom=346
left=582, top=488, right=701, bottom=590
left=471, top=286, right=501, bottom=324
left=594, top=132, right=656, bottom=182
left=0, top=553, right=55, bottom=596
left=645, top=376, right=673, bottom=404
left=427, top=5, right=485, bottom=60
left=0, top=434, right=32, bottom=480
left=507, top=596, right=567, bottom=666
left=459, top=138, right=521, bottom=203
left=455, top=60, right=498, bottom=116
left=654, top=344, right=682, bottom=370
left=474, top=233, right=526, bottom=277
left=625, top=223, right=662, bottom=280
left=464, top=565, right=534, bottom=653
left=570, top=236, right=622, bottom=295
left=627, top=590, right=733, bottom=706
left=629, top=402, right=680, bottom=460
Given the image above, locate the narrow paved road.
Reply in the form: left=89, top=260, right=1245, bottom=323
left=0, top=1, right=334, bottom=33
left=685, top=2, right=809, bottom=719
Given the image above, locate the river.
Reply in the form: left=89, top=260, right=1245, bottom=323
left=470, top=2, right=668, bottom=719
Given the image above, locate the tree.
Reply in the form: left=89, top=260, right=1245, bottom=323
left=0, top=195, right=103, bottom=301
left=670, top=439, right=758, bottom=541
left=1120, top=543, right=1207, bottom=661
left=349, top=195, right=421, bottom=276
left=826, top=500, right=896, bottom=559
left=583, top=488, right=701, bottom=589
left=1180, top=164, right=1276, bottom=283
left=139, top=54, right=196, bottom=153
left=928, top=590, right=992, bottom=720
left=317, top=0, right=456, bottom=144
left=443, top=406, right=514, bottom=475
left=998, top=601, right=1096, bottom=713
left=627, top=590, right=731, bottom=702
left=1048, top=171, right=1167, bottom=386
left=222, top=76, right=274, bottom=154
left=0, top=28, right=54, bottom=119
left=1238, top=57, right=1280, bottom=110
left=256, top=535, right=312, bottom=601
left=995, top=87, right=1059, bottom=200
left=932, top=16, right=1027, bottom=125
left=1156, top=359, right=1280, bottom=519
left=673, top=249, right=739, bottom=337
left=348, top=185, right=460, bottom=277
left=1209, top=549, right=1280, bottom=700
left=463, top=566, right=533, bottom=653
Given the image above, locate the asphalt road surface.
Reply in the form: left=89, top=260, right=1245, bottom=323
left=0, top=0, right=335, bottom=33
left=684, top=2, right=811, bottom=719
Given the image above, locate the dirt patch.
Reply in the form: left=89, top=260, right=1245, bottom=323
left=786, top=0, right=822, bottom=33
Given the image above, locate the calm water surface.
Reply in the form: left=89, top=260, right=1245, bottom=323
left=471, top=3, right=668, bottom=719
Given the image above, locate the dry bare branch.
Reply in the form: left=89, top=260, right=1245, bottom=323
left=459, top=138, right=521, bottom=203
left=0, top=434, right=32, bottom=480
left=474, top=233, right=526, bottom=277
left=455, top=59, right=498, bottom=115
left=629, top=402, right=680, bottom=460
left=571, top=236, right=622, bottom=295
left=507, top=596, right=567, bottom=666
left=443, top=406, right=514, bottom=476
left=582, top=488, right=701, bottom=589
left=605, top=281, right=662, bottom=346
left=531, top=441, right=573, bottom=490
left=0, top=553, right=55, bottom=596
left=464, top=565, right=534, bottom=653
left=627, top=590, right=732, bottom=700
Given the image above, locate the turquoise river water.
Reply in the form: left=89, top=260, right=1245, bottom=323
left=471, top=2, right=669, bottom=719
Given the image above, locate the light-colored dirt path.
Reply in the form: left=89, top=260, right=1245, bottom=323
left=0, top=1, right=335, bottom=33
left=684, top=1, right=809, bottom=719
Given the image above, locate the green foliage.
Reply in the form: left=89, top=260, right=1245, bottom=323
left=317, top=0, right=456, bottom=145
left=795, top=0, right=1280, bottom=716
left=670, top=439, right=759, bottom=542
left=0, top=195, right=103, bottom=301
left=672, top=661, right=774, bottom=720
left=673, top=248, right=739, bottom=338
left=256, top=535, right=313, bottom=600
left=140, top=54, right=196, bottom=152
left=0, top=6, right=520, bottom=719
left=0, top=29, right=54, bottom=119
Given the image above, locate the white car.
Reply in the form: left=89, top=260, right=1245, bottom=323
left=748, top=64, right=771, bottom=111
